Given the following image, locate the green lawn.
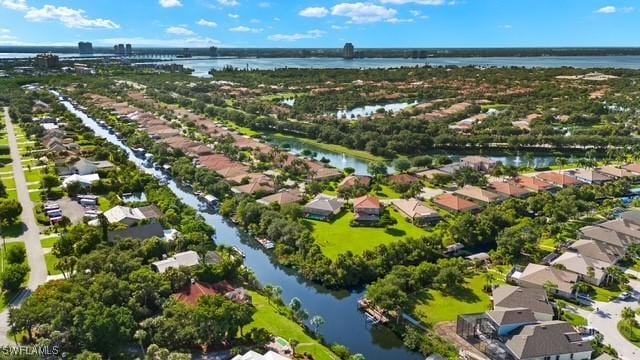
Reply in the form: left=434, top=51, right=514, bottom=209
left=372, top=185, right=403, bottom=199
left=270, top=133, right=385, bottom=162
left=538, top=238, right=557, bottom=252
left=590, top=284, right=623, bottom=302
left=24, top=169, right=43, bottom=183
left=1, top=176, right=15, bottom=190
left=409, top=274, right=496, bottom=325
left=44, top=253, right=61, bottom=275
left=306, top=208, right=429, bottom=259
left=244, top=292, right=338, bottom=360
left=99, top=197, right=112, bottom=212
left=40, top=234, right=59, bottom=248
left=618, top=320, right=640, bottom=347
left=562, top=311, right=587, bottom=327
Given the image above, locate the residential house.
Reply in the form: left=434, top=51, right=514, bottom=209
left=338, top=175, right=372, bottom=190
left=61, top=173, right=100, bottom=189
left=503, top=321, right=592, bottom=360
left=492, top=285, right=554, bottom=322
left=536, top=172, right=583, bottom=188
left=514, top=176, right=555, bottom=193
left=417, top=169, right=449, bottom=180
left=433, top=193, right=480, bottom=213
left=486, top=308, right=538, bottom=337
left=568, top=239, right=624, bottom=264
left=490, top=181, right=532, bottom=198
left=459, top=156, right=497, bottom=172
left=622, top=163, right=640, bottom=174
left=173, top=281, right=251, bottom=306
left=73, top=158, right=114, bottom=175
left=391, top=198, right=441, bottom=226
left=597, top=165, right=638, bottom=179
left=353, top=195, right=382, bottom=223
left=550, top=252, right=611, bottom=285
left=107, top=222, right=165, bottom=242
left=304, top=195, right=344, bottom=220
left=232, top=178, right=275, bottom=195
left=567, top=168, right=613, bottom=184
left=386, top=173, right=421, bottom=187
left=619, top=210, right=640, bottom=226
left=598, top=218, right=640, bottom=243
left=513, top=263, right=578, bottom=299
left=579, top=225, right=638, bottom=249
left=257, top=190, right=303, bottom=206
left=152, top=250, right=200, bottom=273
left=104, top=205, right=163, bottom=226
left=454, top=185, right=505, bottom=204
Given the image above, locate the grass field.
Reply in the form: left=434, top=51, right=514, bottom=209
left=409, top=274, right=497, bottom=325
left=306, top=208, right=429, bottom=259
left=562, top=311, right=587, bottom=327
left=0, top=242, right=29, bottom=309
left=270, top=133, right=385, bottom=162
left=590, top=284, right=623, bottom=302
left=44, top=253, right=60, bottom=275
left=244, top=292, right=338, bottom=360
left=40, top=234, right=59, bottom=248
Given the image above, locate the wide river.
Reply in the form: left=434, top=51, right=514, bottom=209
left=56, top=93, right=422, bottom=360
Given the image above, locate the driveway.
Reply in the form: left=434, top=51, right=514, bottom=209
left=0, top=108, right=47, bottom=345
left=585, top=279, right=640, bottom=360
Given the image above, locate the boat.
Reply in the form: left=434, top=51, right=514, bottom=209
left=256, top=238, right=275, bottom=250
left=231, top=246, right=245, bottom=258
left=357, top=298, right=390, bottom=325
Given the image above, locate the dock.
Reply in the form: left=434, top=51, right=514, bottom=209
left=256, top=238, right=275, bottom=250
left=357, top=298, right=390, bottom=325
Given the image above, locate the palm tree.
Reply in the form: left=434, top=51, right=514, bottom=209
left=134, top=329, right=147, bottom=355
left=622, top=306, right=636, bottom=326
left=310, top=315, right=325, bottom=334
left=483, top=272, right=495, bottom=290
left=572, top=281, right=590, bottom=299
left=543, top=280, right=558, bottom=298
left=555, top=157, right=568, bottom=173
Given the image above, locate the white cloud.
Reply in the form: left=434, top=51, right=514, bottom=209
left=159, top=0, right=182, bottom=8
left=331, top=25, right=349, bottom=30
left=229, top=25, right=262, bottom=33
left=228, top=13, right=239, bottom=18
left=268, top=29, right=325, bottom=42
left=331, top=2, right=397, bottom=24
left=258, top=2, right=271, bottom=8
left=595, top=5, right=634, bottom=14
left=2, top=1, right=119, bottom=29
left=24, top=5, right=120, bottom=29
left=499, top=24, right=512, bottom=29
left=1, top=0, right=28, bottom=11
left=0, top=28, right=10, bottom=33
left=380, top=0, right=444, bottom=4
left=197, top=19, right=218, bottom=27
left=299, top=6, right=329, bottom=18
left=386, top=17, right=414, bottom=23
left=166, top=26, right=195, bottom=35
left=218, top=0, right=239, bottom=6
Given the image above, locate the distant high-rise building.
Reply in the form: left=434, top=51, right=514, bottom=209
left=125, top=44, right=132, bottom=56
left=114, top=45, right=118, bottom=54
left=117, top=44, right=125, bottom=56
left=343, top=42, right=355, bottom=59
left=209, top=46, right=218, bottom=57
left=34, top=53, right=60, bottom=69
left=78, top=42, right=93, bottom=55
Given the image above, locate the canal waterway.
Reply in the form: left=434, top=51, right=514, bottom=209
left=56, top=92, right=422, bottom=360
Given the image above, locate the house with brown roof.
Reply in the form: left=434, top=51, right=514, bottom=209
left=417, top=169, right=449, bottom=180
left=569, top=239, right=624, bottom=264
left=490, top=181, right=532, bottom=198
left=304, top=195, right=344, bottom=220
left=579, top=225, right=638, bottom=249
left=391, top=198, right=440, bottom=226
left=550, top=252, right=611, bottom=286
left=454, top=185, right=505, bottom=204
left=514, top=176, right=555, bottom=192
left=566, top=168, right=613, bottom=184
left=535, top=172, right=583, bottom=188
left=338, top=175, right=372, bottom=190
left=597, top=165, right=638, bottom=179
left=433, top=193, right=480, bottom=213
left=512, top=263, right=578, bottom=299
left=231, top=178, right=275, bottom=195
left=173, top=281, right=251, bottom=306
left=353, top=195, right=382, bottom=223
left=257, top=190, right=303, bottom=206
left=460, top=156, right=497, bottom=172
left=492, top=285, right=554, bottom=322
left=386, top=173, right=421, bottom=187
left=622, top=163, right=640, bottom=174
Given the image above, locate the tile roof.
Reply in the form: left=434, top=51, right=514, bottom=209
left=454, top=185, right=505, bottom=203
left=492, top=285, right=554, bottom=317
left=519, top=263, right=578, bottom=294
left=598, top=165, right=637, bottom=178
left=353, top=194, right=381, bottom=210
left=391, top=198, right=440, bottom=220
left=433, top=193, right=480, bottom=212
left=490, top=181, right=532, bottom=197
left=173, top=281, right=235, bottom=306
left=550, top=252, right=612, bottom=282
left=536, top=172, right=583, bottom=187
left=504, top=321, right=592, bottom=359
left=486, top=308, right=537, bottom=326
left=257, top=190, right=303, bottom=205
left=514, top=176, right=554, bottom=192
left=338, top=175, right=372, bottom=189
left=569, top=239, right=624, bottom=264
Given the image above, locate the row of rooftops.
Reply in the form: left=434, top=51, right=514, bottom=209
left=86, top=93, right=342, bottom=196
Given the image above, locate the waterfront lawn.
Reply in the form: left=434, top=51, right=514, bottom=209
left=306, top=208, right=429, bottom=260
left=409, top=274, right=496, bottom=325
left=244, top=292, right=338, bottom=360
left=270, top=133, right=385, bottom=162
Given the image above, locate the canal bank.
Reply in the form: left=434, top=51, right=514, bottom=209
left=56, top=93, right=422, bottom=360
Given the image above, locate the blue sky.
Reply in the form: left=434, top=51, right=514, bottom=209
left=0, top=0, right=639, bottom=48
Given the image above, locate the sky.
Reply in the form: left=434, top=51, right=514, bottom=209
left=0, top=0, right=639, bottom=48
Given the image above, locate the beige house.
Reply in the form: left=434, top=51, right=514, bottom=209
left=391, top=198, right=441, bottom=226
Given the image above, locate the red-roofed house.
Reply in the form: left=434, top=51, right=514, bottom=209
left=353, top=194, right=382, bottom=223
left=433, top=193, right=480, bottom=213
left=536, top=172, right=583, bottom=188
left=513, top=176, right=555, bottom=193
left=490, top=181, right=532, bottom=198
left=173, top=281, right=234, bottom=306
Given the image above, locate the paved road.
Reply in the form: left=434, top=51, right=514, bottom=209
left=0, top=107, right=47, bottom=345
left=583, top=279, right=640, bottom=360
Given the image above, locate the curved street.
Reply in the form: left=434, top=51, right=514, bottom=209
left=0, top=107, right=47, bottom=345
